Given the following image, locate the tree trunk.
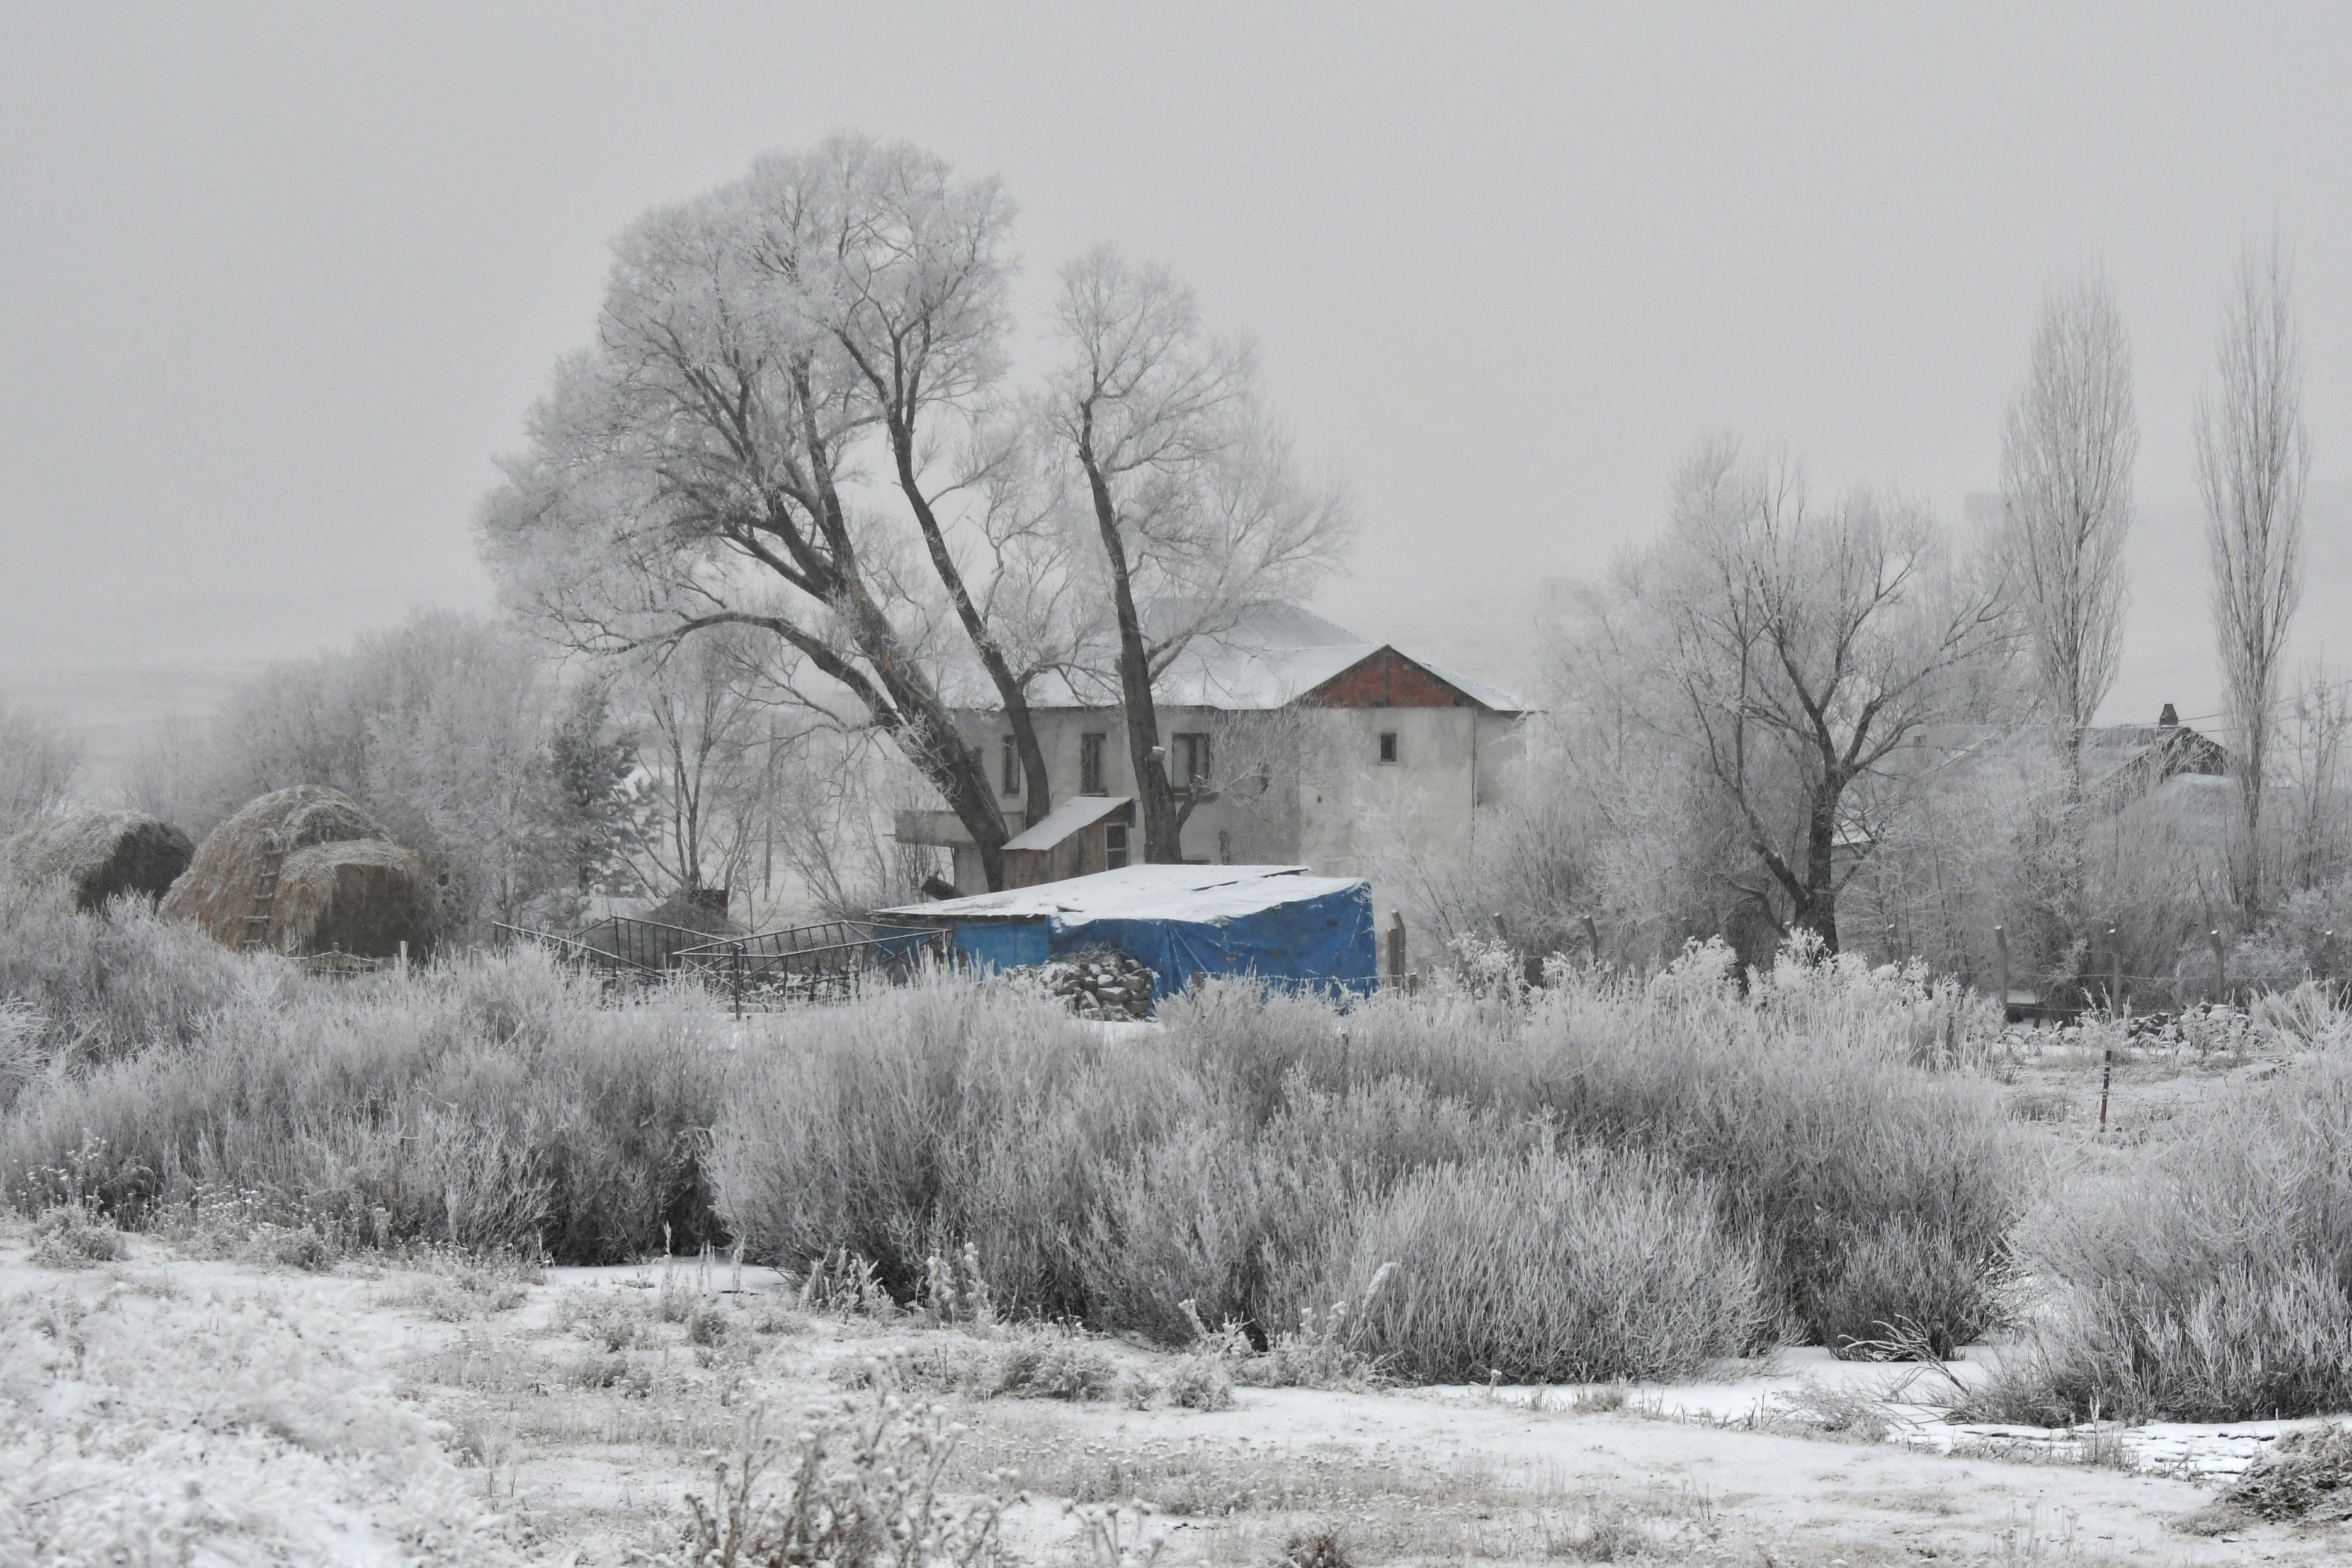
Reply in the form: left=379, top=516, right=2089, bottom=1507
left=887, top=418, right=1053, bottom=825
left=1079, top=428, right=1183, bottom=862
left=1798, top=787, right=1841, bottom=953
left=2241, top=746, right=2265, bottom=914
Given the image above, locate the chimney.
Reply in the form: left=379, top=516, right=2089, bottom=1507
left=2159, top=702, right=2179, bottom=729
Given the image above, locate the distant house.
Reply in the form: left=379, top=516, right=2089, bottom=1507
left=2081, top=703, right=2230, bottom=813
left=895, top=605, right=1525, bottom=907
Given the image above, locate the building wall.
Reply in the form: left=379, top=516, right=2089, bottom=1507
left=1295, top=706, right=1478, bottom=938
left=936, top=700, right=1525, bottom=971
left=953, top=706, right=1309, bottom=868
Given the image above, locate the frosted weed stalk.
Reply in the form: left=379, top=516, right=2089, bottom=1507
left=656, top=1391, right=1012, bottom=1568
left=1183, top=1263, right=1396, bottom=1389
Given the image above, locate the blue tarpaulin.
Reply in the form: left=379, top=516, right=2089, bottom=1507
left=880, top=865, right=1377, bottom=1004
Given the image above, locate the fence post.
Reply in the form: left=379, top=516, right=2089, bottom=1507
left=398, top=940, right=408, bottom=974
left=1582, top=913, right=1601, bottom=968
left=1387, top=911, right=1408, bottom=989
left=1994, top=924, right=2009, bottom=1025
left=2328, top=930, right=2340, bottom=1003
left=2210, top=928, right=2228, bottom=1008
left=731, top=940, right=744, bottom=1021
left=2108, top=926, right=2122, bottom=1017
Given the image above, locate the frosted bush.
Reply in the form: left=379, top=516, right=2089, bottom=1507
left=1644, top=936, right=1740, bottom=1005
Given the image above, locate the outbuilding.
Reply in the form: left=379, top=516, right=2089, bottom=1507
left=878, top=863, right=1377, bottom=1006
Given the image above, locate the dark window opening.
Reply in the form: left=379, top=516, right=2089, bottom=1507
left=1081, top=732, right=1107, bottom=795
left=1001, top=736, right=1020, bottom=795
left=1103, top=823, right=1130, bottom=870
left=1171, top=732, right=1212, bottom=789
left=1378, top=730, right=1399, bottom=764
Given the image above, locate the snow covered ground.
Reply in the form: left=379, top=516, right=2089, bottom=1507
left=1440, top=1346, right=2313, bottom=1482
left=6, top=1225, right=2348, bottom=1566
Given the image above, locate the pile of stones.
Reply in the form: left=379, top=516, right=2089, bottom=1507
left=1033, top=948, right=1159, bottom=1020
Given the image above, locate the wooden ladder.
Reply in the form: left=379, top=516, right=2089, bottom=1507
left=242, top=833, right=285, bottom=952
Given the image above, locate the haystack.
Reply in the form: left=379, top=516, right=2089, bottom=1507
left=574, top=889, right=746, bottom=972
left=161, top=785, right=438, bottom=957
left=643, top=889, right=747, bottom=938
left=0, top=810, right=195, bottom=911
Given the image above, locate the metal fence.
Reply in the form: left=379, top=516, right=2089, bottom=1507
left=492, top=916, right=949, bottom=1011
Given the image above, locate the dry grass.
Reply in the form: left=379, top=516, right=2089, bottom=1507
left=2218, top=1421, right=2352, bottom=1521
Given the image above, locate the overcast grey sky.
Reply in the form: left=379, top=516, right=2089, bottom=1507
left=3, top=2, right=2346, bottom=742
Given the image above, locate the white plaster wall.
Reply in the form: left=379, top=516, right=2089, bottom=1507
left=942, top=705, right=1520, bottom=970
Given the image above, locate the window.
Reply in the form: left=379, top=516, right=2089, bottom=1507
left=1171, top=732, right=1211, bottom=790
left=1378, top=730, right=1399, bottom=764
left=1000, top=736, right=1020, bottom=795
left=1103, top=823, right=1130, bottom=870
left=1080, top=732, right=1108, bottom=795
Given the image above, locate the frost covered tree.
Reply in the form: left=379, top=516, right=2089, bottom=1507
left=1999, top=271, right=2137, bottom=794
left=0, top=698, right=82, bottom=832
left=1041, top=246, right=1350, bottom=863
left=607, top=630, right=780, bottom=900
left=2197, top=232, right=2311, bottom=913
left=121, top=610, right=605, bottom=936
left=480, top=136, right=1071, bottom=890
left=1623, top=440, right=2011, bottom=952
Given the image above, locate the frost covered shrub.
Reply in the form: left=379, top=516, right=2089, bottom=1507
left=836, top=1328, right=1122, bottom=1402
left=1336, top=1147, right=1768, bottom=1383
left=1154, top=965, right=2020, bottom=1353
left=1071, top=1075, right=1547, bottom=1344
left=710, top=975, right=1198, bottom=1313
left=1, top=948, right=725, bottom=1261
left=30, top=1201, right=128, bottom=1266
left=0, top=876, right=271, bottom=1079
left=717, top=963, right=2015, bottom=1366
left=1970, top=1055, right=2352, bottom=1424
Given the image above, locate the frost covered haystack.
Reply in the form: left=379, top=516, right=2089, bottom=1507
left=0, top=809, right=193, bottom=911
left=161, top=784, right=437, bottom=958
left=1031, top=947, right=1158, bottom=1020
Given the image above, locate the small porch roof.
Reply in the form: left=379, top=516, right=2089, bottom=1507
left=1003, top=794, right=1133, bottom=853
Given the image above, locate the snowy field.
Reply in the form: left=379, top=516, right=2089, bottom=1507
left=6, top=1220, right=2348, bottom=1568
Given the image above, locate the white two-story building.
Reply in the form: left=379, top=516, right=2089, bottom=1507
left=895, top=606, right=1525, bottom=911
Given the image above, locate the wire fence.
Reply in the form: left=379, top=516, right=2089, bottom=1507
left=1982, top=921, right=2352, bottom=1023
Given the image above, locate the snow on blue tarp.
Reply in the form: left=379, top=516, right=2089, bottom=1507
left=881, top=865, right=1377, bottom=1004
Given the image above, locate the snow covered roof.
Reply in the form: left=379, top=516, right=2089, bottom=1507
left=878, top=863, right=1364, bottom=923
left=1016, top=603, right=1523, bottom=713
left=1002, top=794, right=1132, bottom=853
